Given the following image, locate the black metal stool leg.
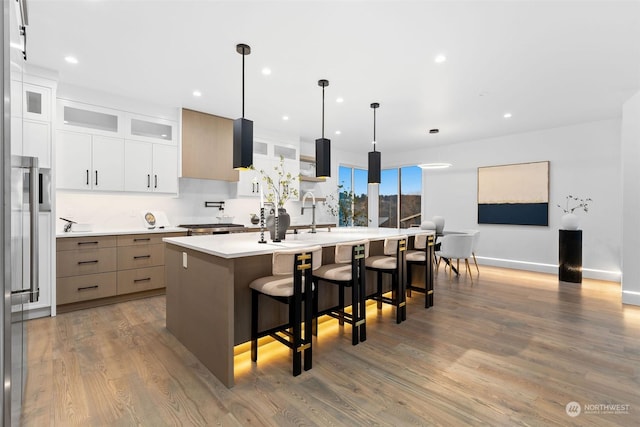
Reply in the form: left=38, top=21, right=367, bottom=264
left=251, top=289, right=259, bottom=362
left=359, top=259, right=367, bottom=342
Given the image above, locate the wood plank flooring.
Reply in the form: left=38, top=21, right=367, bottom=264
left=21, top=266, right=640, bottom=426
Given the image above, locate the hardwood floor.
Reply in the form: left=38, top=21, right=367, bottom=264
left=21, top=266, right=640, bottom=426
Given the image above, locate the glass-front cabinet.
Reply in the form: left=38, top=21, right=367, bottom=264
left=57, top=99, right=123, bottom=137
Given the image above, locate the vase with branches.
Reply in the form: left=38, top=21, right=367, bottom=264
left=252, top=156, right=299, bottom=208
left=324, top=184, right=368, bottom=226
left=252, top=156, right=298, bottom=239
left=557, top=195, right=592, bottom=230
left=557, top=195, right=592, bottom=214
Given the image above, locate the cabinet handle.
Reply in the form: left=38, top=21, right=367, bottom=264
left=86, top=170, right=89, bottom=186
left=77, top=260, right=99, bottom=265
left=147, top=174, right=150, bottom=188
left=133, top=277, right=151, bottom=283
left=77, top=241, right=99, bottom=245
left=133, top=238, right=151, bottom=242
left=133, top=255, right=151, bottom=259
left=77, top=285, right=99, bottom=291
left=154, top=175, right=158, bottom=189
left=95, top=170, right=99, bottom=186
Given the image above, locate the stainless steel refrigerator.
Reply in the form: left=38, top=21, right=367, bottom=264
left=2, top=0, right=37, bottom=425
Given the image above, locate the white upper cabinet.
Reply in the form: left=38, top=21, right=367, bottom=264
left=124, top=140, right=178, bottom=194
left=56, top=130, right=124, bottom=191
left=58, top=100, right=123, bottom=137
left=23, top=120, right=51, bottom=168
left=56, top=98, right=178, bottom=195
left=23, top=83, right=52, bottom=122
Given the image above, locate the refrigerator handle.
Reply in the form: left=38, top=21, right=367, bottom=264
left=29, top=161, right=39, bottom=303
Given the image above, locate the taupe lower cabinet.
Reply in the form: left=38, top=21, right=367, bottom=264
left=56, top=232, right=185, bottom=312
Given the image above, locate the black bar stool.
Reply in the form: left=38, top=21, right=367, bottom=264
left=312, top=239, right=369, bottom=345
left=406, top=233, right=435, bottom=308
left=249, top=245, right=322, bottom=376
left=365, top=235, right=408, bottom=324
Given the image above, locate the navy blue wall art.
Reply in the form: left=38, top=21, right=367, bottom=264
left=477, top=161, right=549, bottom=226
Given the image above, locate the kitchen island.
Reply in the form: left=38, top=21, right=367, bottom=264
left=163, top=227, right=434, bottom=387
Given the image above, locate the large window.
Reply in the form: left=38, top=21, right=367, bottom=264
left=400, top=166, right=422, bottom=228
left=338, top=166, right=368, bottom=226
left=379, top=169, right=398, bottom=227
left=379, top=165, right=422, bottom=228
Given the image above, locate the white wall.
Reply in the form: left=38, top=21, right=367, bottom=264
left=622, top=90, right=640, bottom=305
left=385, top=119, right=622, bottom=281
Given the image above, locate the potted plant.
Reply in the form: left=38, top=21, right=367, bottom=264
left=557, top=195, right=592, bottom=230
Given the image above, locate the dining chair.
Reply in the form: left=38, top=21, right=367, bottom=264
left=459, top=229, right=480, bottom=274
left=249, top=245, right=322, bottom=376
left=312, top=239, right=369, bottom=345
left=435, top=234, right=474, bottom=283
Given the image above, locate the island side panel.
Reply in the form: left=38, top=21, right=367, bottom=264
left=165, top=244, right=235, bottom=387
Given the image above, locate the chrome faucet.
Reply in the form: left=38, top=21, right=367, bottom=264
left=301, top=191, right=317, bottom=233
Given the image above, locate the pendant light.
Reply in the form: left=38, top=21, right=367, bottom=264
left=233, top=43, right=253, bottom=170
left=368, top=102, right=381, bottom=184
left=315, top=79, right=331, bottom=177
left=418, top=128, right=452, bottom=169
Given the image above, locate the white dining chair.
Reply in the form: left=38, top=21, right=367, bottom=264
left=435, top=234, right=475, bottom=283
left=459, top=229, right=480, bottom=274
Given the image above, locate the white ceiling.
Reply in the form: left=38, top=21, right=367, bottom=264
left=26, top=0, right=640, bottom=153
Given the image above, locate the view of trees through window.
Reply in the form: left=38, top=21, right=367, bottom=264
left=337, top=166, right=368, bottom=226
left=337, top=165, right=421, bottom=228
left=379, top=166, right=422, bottom=228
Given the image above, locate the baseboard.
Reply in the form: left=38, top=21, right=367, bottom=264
left=476, top=256, right=621, bottom=282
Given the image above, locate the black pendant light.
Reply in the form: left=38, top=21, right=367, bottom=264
left=368, top=102, right=381, bottom=184
left=233, top=43, right=253, bottom=170
left=315, top=79, right=331, bottom=177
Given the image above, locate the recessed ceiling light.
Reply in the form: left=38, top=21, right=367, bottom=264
left=161, top=134, right=167, bottom=138
left=336, top=97, right=344, bottom=103
left=335, top=130, right=341, bottom=135
left=282, top=115, right=289, bottom=121
left=192, top=90, right=202, bottom=97
left=434, top=54, right=447, bottom=64
left=504, top=113, right=512, bottom=119
left=262, top=67, right=271, bottom=75
left=64, top=56, right=78, bottom=64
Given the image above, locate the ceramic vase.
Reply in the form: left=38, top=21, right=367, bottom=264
left=561, top=213, right=579, bottom=230
left=266, top=208, right=290, bottom=240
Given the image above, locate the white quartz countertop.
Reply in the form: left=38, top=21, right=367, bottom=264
left=56, top=227, right=188, bottom=238
left=163, top=227, right=434, bottom=259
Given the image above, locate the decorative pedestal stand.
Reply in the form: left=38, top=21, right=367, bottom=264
left=559, top=229, right=582, bottom=283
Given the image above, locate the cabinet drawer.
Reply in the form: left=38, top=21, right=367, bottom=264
left=117, top=266, right=164, bottom=295
left=57, top=235, right=117, bottom=251
left=117, top=244, right=164, bottom=270
left=57, top=272, right=117, bottom=305
left=56, top=247, right=117, bottom=277
left=117, top=233, right=165, bottom=246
